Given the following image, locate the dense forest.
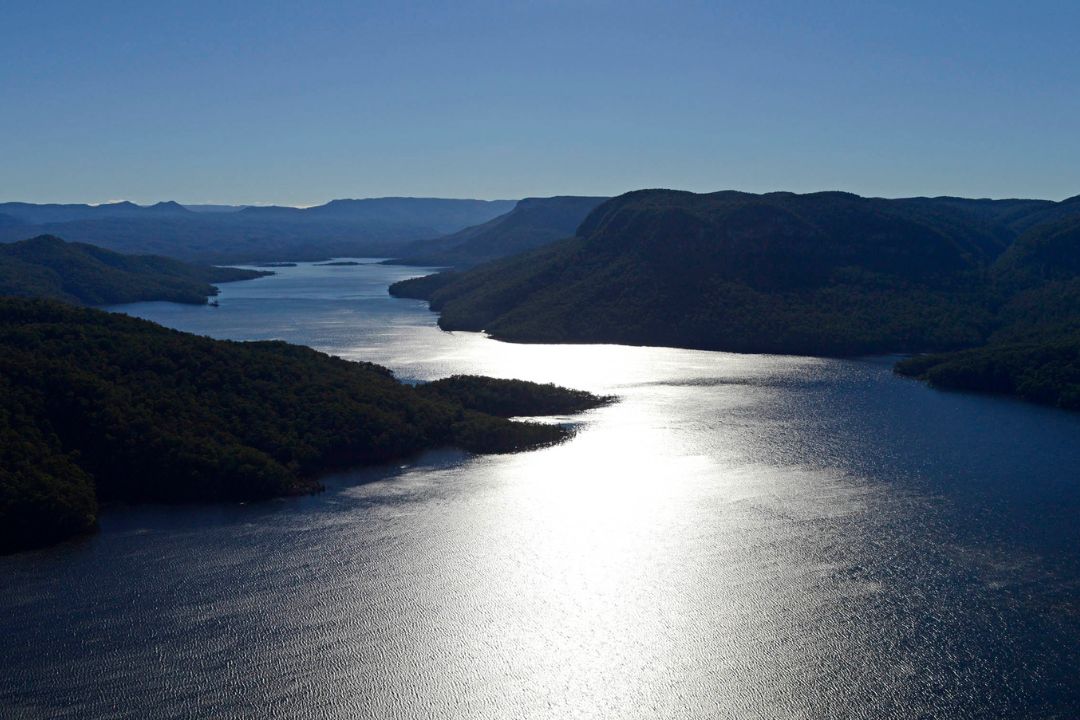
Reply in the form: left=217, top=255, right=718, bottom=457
left=390, top=189, right=1080, bottom=407
left=0, top=198, right=514, bottom=263
left=895, top=335, right=1080, bottom=409
left=0, top=299, right=608, bottom=552
left=386, top=196, right=608, bottom=268
left=0, top=235, right=267, bottom=305
left=418, top=375, right=614, bottom=417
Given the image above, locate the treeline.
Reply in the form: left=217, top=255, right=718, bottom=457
left=0, top=299, right=606, bottom=552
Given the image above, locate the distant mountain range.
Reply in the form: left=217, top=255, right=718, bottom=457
left=0, top=198, right=515, bottom=263
left=0, top=235, right=266, bottom=305
left=0, top=200, right=194, bottom=225
left=386, top=196, right=608, bottom=268
left=233, top=197, right=515, bottom=231
left=183, top=204, right=248, bottom=213
left=391, top=188, right=1080, bottom=408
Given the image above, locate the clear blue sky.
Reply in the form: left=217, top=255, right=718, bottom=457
left=1, top=0, right=1077, bottom=205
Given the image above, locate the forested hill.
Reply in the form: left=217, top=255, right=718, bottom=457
left=893, top=215, right=1080, bottom=409
left=0, top=299, right=609, bottom=552
left=0, top=235, right=267, bottom=305
left=0, top=198, right=515, bottom=263
left=390, top=188, right=1080, bottom=408
left=386, top=196, right=608, bottom=268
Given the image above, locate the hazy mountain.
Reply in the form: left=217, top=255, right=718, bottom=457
left=0, top=235, right=266, bottom=305
left=182, top=204, right=248, bottom=213
left=0, top=198, right=517, bottom=263
left=0, top=200, right=195, bottom=225
left=390, top=189, right=1080, bottom=358
left=387, top=196, right=609, bottom=268
left=237, top=197, right=515, bottom=234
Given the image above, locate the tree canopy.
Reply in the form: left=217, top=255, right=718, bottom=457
left=0, top=299, right=606, bottom=552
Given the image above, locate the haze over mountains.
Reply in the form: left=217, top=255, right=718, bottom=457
left=0, top=197, right=514, bottom=263
left=387, top=196, right=608, bottom=268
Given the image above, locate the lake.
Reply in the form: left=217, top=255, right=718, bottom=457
left=3, top=260, right=1079, bottom=718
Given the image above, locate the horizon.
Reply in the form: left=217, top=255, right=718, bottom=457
left=3, top=1, right=1079, bottom=205
left=3, top=185, right=1077, bottom=209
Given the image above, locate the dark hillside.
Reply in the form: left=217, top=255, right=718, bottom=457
left=0, top=235, right=266, bottom=305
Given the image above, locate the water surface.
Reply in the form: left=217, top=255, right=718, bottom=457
left=3, top=260, right=1079, bottom=718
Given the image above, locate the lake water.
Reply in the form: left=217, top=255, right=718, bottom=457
left=3, top=260, right=1079, bottom=718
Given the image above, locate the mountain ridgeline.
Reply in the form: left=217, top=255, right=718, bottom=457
left=0, top=299, right=610, bottom=553
left=0, top=198, right=515, bottom=263
left=386, top=196, right=608, bottom=268
left=0, top=235, right=267, bottom=305
left=390, top=189, right=1080, bottom=408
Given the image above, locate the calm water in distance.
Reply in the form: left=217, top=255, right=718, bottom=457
left=3, top=261, right=1079, bottom=718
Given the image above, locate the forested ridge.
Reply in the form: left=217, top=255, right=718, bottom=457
left=390, top=189, right=1080, bottom=408
left=0, top=235, right=267, bottom=305
left=0, top=299, right=607, bottom=552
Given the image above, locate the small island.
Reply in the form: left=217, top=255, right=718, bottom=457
left=315, top=260, right=365, bottom=266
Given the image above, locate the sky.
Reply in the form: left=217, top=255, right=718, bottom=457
left=1, top=0, right=1078, bottom=205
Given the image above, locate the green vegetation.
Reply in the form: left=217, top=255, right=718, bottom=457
left=0, top=235, right=267, bottom=305
left=386, top=196, right=608, bottom=268
left=896, top=335, right=1080, bottom=410
left=390, top=189, right=1080, bottom=407
left=418, top=375, right=614, bottom=417
left=0, top=299, right=605, bottom=553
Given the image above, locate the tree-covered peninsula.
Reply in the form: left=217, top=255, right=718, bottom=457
left=895, top=336, right=1080, bottom=410
left=0, top=234, right=268, bottom=305
left=0, top=299, right=608, bottom=553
